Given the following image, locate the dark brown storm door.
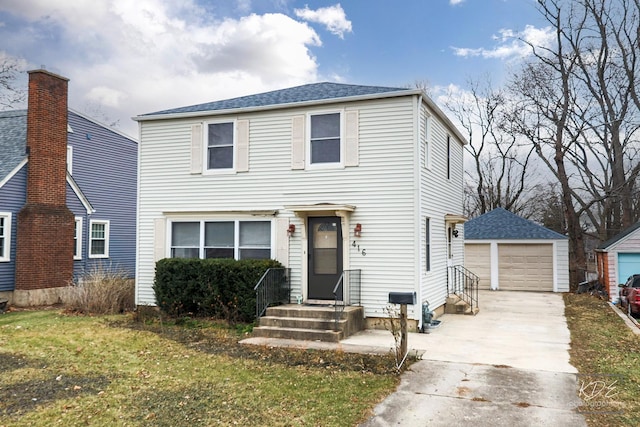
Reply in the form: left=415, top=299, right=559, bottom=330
left=308, top=217, right=343, bottom=300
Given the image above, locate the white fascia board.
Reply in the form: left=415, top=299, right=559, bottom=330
left=0, top=158, right=27, bottom=189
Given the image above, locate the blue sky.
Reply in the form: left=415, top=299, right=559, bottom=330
left=0, top=0, right=551, bottom=136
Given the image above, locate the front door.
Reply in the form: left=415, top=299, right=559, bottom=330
left=308, top=216, right=343, bottom=300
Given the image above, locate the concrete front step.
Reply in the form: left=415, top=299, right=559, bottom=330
left=253, top=304, right=365, bottom=342
left=251, top=326, right=343, bottom=342
left=259, top=315, right=343, bottom=331
left=445, top=295, right=479, bottom=315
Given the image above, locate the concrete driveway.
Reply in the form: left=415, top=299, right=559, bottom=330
left=351, top=290, right=587, bottom=427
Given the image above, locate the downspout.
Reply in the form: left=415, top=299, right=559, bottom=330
left=414, top=94, right=423, bottom=327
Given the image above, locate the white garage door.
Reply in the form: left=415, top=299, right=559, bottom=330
left=465, top=243, right=491, bottom=290
left=498, top=244, right=553, bottom=291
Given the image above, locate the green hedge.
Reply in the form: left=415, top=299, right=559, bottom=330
left=153, top=258, right=283, bottom=322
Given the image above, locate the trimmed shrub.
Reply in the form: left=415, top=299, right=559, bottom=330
left=63, top=266, right=135, bottom=314
left=153, top=258, right=283, bottom=322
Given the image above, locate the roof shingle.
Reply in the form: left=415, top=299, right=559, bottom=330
left=143, top=82, right=410, bottom=116
left=464, top=207, right=566, bottom=240
left=0, top=110, right=27, bottom=181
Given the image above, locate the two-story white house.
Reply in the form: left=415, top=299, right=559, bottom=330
left=134, top=82, right=467, bottom=328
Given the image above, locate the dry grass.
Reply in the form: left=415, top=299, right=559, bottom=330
left=62, top=266, right=134, bottom=314
left=0, top=311, right=399, bottom=426
left=564, top=293, right=640, bottom=426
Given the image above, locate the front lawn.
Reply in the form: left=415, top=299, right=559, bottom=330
left=0, top=311, right=398, bottom=426
left=564, top=293, right=640, bottom=426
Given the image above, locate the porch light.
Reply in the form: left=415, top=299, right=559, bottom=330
left=287, top=223, right=296, bottom=237
left=354, top=223, right=362, bottom=237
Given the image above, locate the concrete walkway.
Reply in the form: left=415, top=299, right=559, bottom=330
left=358, top=291, right=586, bottom=427
left=243, top=291, right=587, bottom=426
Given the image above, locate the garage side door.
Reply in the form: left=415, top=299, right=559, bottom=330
left=617, top=253, right=640, bottom=284
left=465, top=243, right=491, bottom=290
left=498, top=244, right=553, bottom=291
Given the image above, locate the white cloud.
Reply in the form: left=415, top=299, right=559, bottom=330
left=453, top=25, right=554, bottom=60
left=294, top=4, right=352, bottom=39
left=449, top=0, right=465, bottom=5
left=0, top=0, right=325, bottom=136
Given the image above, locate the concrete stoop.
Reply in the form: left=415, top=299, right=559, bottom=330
left=252, top=304, right=365, bottom=342
left=445, top=295, right=479, bottom=315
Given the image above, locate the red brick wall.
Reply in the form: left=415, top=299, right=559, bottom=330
left=15, top=70, right=75, bottom=291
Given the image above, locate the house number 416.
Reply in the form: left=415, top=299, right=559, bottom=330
left=352, top=241, right=366, bottom=256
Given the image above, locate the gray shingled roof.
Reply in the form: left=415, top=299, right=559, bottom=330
left=464, top=207, right=567, bottom=240
left=143, top=82, right=410, bottom=116
left=0, top=110, right=27, bottom=181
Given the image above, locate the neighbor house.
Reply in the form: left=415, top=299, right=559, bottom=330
left=0, top=69, right=137, bottom=306
left=464, top=208, right=569, bottom=292
left=133, top=82, right=467, bottom=328
left=596, top=221, right=640, bottom=301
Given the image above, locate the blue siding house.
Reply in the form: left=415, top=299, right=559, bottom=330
left=0, top=69, right=137, bottom=305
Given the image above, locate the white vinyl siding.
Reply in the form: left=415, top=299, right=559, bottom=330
left=136, top=94, right=463, bottom=321
left=0, top=212, right=11, bottom=262
left=418, top=103, right=465, bottom=310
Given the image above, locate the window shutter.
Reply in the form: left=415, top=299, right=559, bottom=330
left=344, top=110, right=359, bottom=167
left=154, top=218, right=166, bottom=261
left=291, top=115, right=305, bottom=170
left=190, top=124, right=203, bottom=174
left=236, top=119, right=249, bottom=172
left=275, top=218, right=290, bottom=267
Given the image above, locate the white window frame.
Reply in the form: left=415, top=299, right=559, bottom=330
left=169, top=219, right=273, bottom=260
left=424, top=115, right=432, bottom=170
left=89, top=219, right=110, bottom=258
left=204, top=119, right=236, bottom=174
left=0, top=212, right=12, bottom=262
left=306, top=110, right=344, bottom=169
left=67, top=145, right=73, bottom=175
left=74, top=217, right=83, bottom=260
left=446, top=135, right=451, bottom=180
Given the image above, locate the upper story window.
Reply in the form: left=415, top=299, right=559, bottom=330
left=207, top=122, right=234, bottom=170
left=171, top=220, right=271, bottom=260
left=0, top=213, right=11, bottom=262
left=446, top=135, right=451, bottom=180
left=89, top=220, right=110, bottom=258
left=310, top=112, right=341, bottom=165
left=423, top=115, right=431, bottom=170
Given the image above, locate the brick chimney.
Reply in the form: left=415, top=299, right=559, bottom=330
left=15, top=70, right=75, bottom=299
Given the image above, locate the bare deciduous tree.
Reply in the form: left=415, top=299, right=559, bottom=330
left=445, top=77, right=537, bottom=218
left=0, top=55, right=26, bottom=109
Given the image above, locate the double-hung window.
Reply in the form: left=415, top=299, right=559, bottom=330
left=425, top=218, right=431, bottom=272
left=74, top=217, right=83, bottom=260
left=0, top=213, right=11, bottom=262
left=89, top=220, right=110, bottom=258
left=171, top=220, right=271, bottom=260
left=207, top=122, right=234, bottom=170
left=310, top=112, right=341, bottom=165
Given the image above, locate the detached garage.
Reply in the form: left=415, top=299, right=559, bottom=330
left=464, top=208, right=569, bottom=292
left=595, top=221, right=640, bottom=302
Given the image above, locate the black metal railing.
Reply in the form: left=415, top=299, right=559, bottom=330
left=332, top=269, right=362, bottom=331
left=254, top=268, right=291, bottom=318
left=447, top=265, right=479, bottom=314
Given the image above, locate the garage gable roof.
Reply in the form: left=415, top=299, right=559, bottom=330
left=597, top=221, right=640, bottom=250
left=465, top=208, right=567, bottom=240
